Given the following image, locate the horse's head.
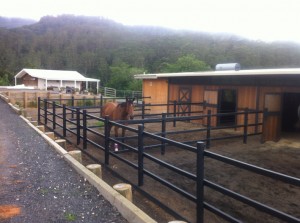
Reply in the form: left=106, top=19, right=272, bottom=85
left=121, top=97, right=135, bottom=120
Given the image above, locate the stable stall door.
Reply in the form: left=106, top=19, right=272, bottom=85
left=262, top=93, right=282, bottom=142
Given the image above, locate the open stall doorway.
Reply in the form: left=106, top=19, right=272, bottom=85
left=218, top=89, right=237, bottom=126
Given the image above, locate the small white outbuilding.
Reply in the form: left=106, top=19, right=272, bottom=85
left=14, top=68, right=100, bottom=93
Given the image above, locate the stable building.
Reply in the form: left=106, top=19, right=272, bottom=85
left=14, top=68, right=100, bottom=92
left=135, top=68, right=300, bottom=142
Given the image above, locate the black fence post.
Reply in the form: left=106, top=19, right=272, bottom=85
left=141, top=101, right=145, bottom=120
left=196, top=141, right=205, bottom=223
left=138, top=124, right=144, bottom=186
left=206, top=110, right=211, bottom=149
left=255, top=109, right=259, bottom=134
left=63, top=104, right=67, bottom=137
left=161, top=113, right=167, bottom=155
left=203, top=100, right=207, bottom=110
left=44, top=99, right=47, bottom=125
left=243, top=108, right=249, bottom=144
left=104, top=115, right=110, bottom=165
left=38, top=97, right=41, bottom=124
left=76, top=108, right=81, bottom=145
left=100, top=95, right=103, bottom=117
left=71, top=96, right=75, bottom=119
left=173, top=100, right=177, bottom=127
left=261, top=108, right=268, bottom=143
left=83, top=109, right=87, bottom=150
left=52, top=101, right=56, bottom=130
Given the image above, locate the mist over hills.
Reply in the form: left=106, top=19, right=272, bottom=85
left=0, top=17, right=36, bottom=28
left=0, top=15, right=300, bottom=86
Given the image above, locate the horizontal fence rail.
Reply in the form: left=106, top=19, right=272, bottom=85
left=37, top=97, right=300, bottom=223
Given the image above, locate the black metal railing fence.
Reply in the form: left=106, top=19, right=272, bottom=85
left=37, top=97, right=300, bottom=223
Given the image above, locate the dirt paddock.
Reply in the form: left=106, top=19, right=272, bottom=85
left=26, top=108, right=300, bottom=223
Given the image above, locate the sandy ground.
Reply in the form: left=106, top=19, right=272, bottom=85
left=25, top=108, right=300, bottom=223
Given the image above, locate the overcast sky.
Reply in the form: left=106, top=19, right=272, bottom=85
left=1, top=0, right=300, bottom=43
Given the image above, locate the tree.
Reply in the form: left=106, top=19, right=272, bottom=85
left=0, top=73, right=11, bottom=86
left=107, top=62, right=143, bottom=90
left=160, top=54, right=212, bottom=73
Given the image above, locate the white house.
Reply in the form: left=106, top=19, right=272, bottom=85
left=14, top=68, right=100, bottom=92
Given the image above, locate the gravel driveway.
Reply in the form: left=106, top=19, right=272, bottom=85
left=0, top=99, right=127, bottom=223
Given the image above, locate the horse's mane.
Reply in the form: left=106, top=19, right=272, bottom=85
left=118, top=99, right=134, bottom=108
left=118, top=102, right=127, bottom=108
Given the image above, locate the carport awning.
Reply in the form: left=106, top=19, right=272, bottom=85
left=15, top=68, right=100, bottom=82
left=14, top=68, right=100, bottom=92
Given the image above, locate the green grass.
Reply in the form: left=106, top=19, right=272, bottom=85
left=64, top=212, right=77, bottom=221
left=97, top=121, right=104, bottom=127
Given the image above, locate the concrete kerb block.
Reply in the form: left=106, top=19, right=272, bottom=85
left=8, top=103, right=22, bottom=115
left=26, top=117, right=32, bottom=121
left=45, top=132, right=55, bottom=140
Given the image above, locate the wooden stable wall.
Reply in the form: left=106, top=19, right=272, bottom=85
left=142, top=79, right=168, bottom=114
left=142, top=77, right=300, bottom=142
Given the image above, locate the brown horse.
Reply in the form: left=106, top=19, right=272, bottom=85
left=101, top=97, right=135, bottom=137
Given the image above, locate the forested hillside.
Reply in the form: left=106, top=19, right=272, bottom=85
left=1, top=15, right=300, bottom=88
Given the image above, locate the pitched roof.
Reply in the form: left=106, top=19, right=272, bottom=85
left=15, top=69, right=100, bottom=82
left=134, top=68, right=300, bottom=79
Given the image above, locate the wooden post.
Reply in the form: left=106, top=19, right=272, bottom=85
left=24, top=92, right=27, bottom=109
left=55, top=139, right=67, bottom=149
left=31, top=120, right=38, bottom=126
left=113, top=183, right=132, bottom=202
left=68, top=150, right=82, bottom=163
left=45, top=132, right=55, bottom=140
left=37, top=125, right=45, bottom=132
left=86, top=164, right=102, bottom=179
left=35, top=92, right=39, bottom=108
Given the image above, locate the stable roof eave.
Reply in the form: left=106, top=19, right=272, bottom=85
left=134, top=68, right=300, bottom=79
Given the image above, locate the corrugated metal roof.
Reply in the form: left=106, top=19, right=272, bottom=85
left=134, top=68, right=300, bottom=79
left=15, top=69, right=100, bottom=82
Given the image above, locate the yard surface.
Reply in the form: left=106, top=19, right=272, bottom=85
left=26, top=108, right=300, bottom=223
